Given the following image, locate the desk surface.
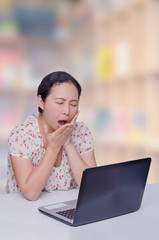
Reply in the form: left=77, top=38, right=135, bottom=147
left=0, top=184, right=159, bottom=240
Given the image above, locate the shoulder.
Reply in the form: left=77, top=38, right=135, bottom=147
left=74, top=121, right=88, bottom=130
left=22, top=114, right=38, bottom=131
left=73, top=121, right=92, bottom=135
left=72, top=122, right=94, bottom=153
left=8, top=114, right=38, bottom=141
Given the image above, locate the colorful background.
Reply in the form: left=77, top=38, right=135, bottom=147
left=1, top=0, right=159, bottom=192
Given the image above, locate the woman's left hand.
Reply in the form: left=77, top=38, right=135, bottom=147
left=64, top=112, right=79, bottom=147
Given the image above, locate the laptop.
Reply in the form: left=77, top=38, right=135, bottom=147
left=38, top=157, right=151, bottom=227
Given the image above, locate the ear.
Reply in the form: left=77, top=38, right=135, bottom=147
left=38, top=95, right=45, bottom=111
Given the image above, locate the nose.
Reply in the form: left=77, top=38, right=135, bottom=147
left=63, top=103, right=70, bottom=116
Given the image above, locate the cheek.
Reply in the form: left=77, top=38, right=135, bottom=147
left=71, top=107, right=78, bottom=116
left=45, top=101, right=58, bottom=112
left=44, top=102, right=59, bottom=119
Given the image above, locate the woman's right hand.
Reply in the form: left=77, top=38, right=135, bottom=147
left=43, top=123, right=74, bottom=150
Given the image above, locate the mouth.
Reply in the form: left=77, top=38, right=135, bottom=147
left=58, top=120, right=67, bottom=127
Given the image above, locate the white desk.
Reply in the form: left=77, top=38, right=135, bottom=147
left=0, top=184, right=159, bottom=240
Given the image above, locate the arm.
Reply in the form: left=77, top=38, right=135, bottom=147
left=64, top=143, right=96, bottom=186
left=64, top=117, right=96, bottom=186
left=11, top=145, right=60, bottom=201
left=11, top=123, right=74, bottom=201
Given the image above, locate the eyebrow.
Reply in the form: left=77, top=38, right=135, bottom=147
left=55, top=97, right=78, bottom=102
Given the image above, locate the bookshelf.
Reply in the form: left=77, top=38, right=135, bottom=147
left=91, top=0, right=159, bottom=183
left=0, top=1, right=93, bottom=143
left=1, top=0, right=159, bottom=184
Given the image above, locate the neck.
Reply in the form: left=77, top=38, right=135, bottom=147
left=38, top=114, right=54, bottom=134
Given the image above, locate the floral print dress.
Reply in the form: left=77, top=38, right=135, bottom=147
left=6, top=114, right=94, bottom=193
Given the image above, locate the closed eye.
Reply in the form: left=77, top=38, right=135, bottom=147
left=70, top=100, right=78, bottom=107
left=71, top=104, right=78, bottom=107
left=56, top=102, right=64, bottom=105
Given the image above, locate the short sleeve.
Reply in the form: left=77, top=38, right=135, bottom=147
left=8, top=129, right=30, bottom=159
left=79, top=123, right=94, bottom=155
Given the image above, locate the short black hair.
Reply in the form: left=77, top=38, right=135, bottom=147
left=37, top=71, right=82, bottom=113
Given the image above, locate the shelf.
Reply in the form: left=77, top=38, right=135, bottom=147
left=0, top=0, right=159, bottom=166
left=94, top=134, right=159, bottom=152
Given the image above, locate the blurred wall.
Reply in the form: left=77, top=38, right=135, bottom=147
left=1, top=0, right=159, bottom=192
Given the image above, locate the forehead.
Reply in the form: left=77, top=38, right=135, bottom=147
left=49, top=82, right=79, bottom=98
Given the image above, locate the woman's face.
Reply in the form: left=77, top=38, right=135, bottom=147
left=38, top=82, right=79, bottom=132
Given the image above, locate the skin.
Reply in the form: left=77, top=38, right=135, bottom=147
left=10, top=82, right=96, bottom=201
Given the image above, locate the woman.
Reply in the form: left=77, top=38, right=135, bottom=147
left=6, top=71, right=96, bottom=201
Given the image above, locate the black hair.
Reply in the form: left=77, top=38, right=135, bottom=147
left=37, top=71, right=82, bottom=113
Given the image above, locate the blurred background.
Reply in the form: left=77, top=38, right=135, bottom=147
left=1, top=0, right=159, bottom=192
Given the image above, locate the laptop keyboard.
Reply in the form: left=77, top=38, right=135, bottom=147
left=56, top=208, right=76, bottom=220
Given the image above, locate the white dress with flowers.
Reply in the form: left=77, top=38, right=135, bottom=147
left=6, top=114, right=94, bottom=193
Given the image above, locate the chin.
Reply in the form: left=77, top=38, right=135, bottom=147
left=49, top=125, right=57, bottom=132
